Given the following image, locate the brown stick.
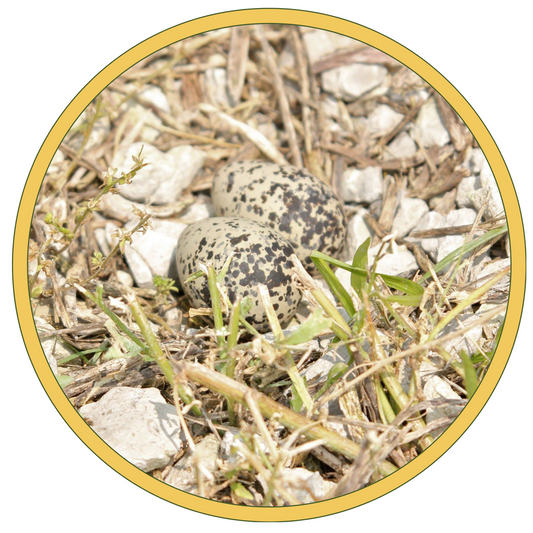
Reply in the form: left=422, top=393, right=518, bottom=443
left=256, top=25, right=303, bottom=168
left=176, top=361, right=397, bottom=476
left=321, top=142, right=425, bottom=171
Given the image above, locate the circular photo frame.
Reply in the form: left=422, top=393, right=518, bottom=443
left=13, top=8, right=525, bottom=522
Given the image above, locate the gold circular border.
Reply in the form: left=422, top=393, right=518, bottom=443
left=13, top=8, right=525, bottom=522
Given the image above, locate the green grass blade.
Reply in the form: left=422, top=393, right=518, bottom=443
left=311, top=250, right=424, bottom=306
left=460, top=351, right=480, bottom=399
left=311, top=254, right=356, bottom=317
left=379, top=273, right=424, bottom=296
left=420, top=224, right=508, bottom=281
left=351, top=237, right=370, bottom=296
left=283, top=308, right=333, bottom=346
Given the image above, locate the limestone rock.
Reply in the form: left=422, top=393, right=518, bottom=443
left=322, top=64, right=388, bottom=101
left=79, top=387, right=183, bottom=472
left=341, top=166, right=383, bottom=204
left=112, top=142, right=205, bottom=205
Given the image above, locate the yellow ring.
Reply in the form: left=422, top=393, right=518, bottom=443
left=13, top=8, right=526, bottom=522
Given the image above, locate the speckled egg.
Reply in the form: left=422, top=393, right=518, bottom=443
left=176, top=217, right=302, bottom=332
left=211, top=160, right=347, bottom=274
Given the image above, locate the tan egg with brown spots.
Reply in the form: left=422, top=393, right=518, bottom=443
left=176, top=217, right=301, bottom=333
left=212, top=161, right=347, bottom=274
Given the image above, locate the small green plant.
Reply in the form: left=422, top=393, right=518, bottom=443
left=153, top=275, right=180, bottom=305
left=29, top=148, right=151, bottom=295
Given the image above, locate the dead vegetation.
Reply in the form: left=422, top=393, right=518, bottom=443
left=29, top=25, right=509, bottom=505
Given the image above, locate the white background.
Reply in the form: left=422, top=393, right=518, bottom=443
left=3, top=1, right=530, bottom=531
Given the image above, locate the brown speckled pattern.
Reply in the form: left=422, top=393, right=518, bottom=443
left=176, top=217, right=302, bottom=332
left=212, top=161, right=347, bottom=274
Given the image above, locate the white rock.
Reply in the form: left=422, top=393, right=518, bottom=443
left=321, top=95, right=340, bottom=120
left=104, top=221, right=120, bottom=249
left=369, top=244, right=418, bottom=277
left=302, top=29, right=365, bottom=65
left=473, top=258, right=510, bottom=301
left=322, top=64, right=388, bottom=101
left=94, top=227, right=110, bottom=256
left=366, top=104, right=404, bottom=137
left=446, top=207, right=478, bottom=227
left=391, top=195, right=429, bottom=238
left=221, top=429, right=271, bottom=465
left=100, top=194, right=141, bottom=223
left=113, top=142, right=205, bottom=205
left=462, top=147, right=487, bottom=175
left=138, top=85, right=171, bottom=113
left=414, top=97, right=450, bottom=148
left=205, top=67, right=230, bottom=108
left=115, top=84, right=171, bottom=143
left=34, top=317, right=74, bottom=373
left=177, top=194, right=215, bottom=224
left=278, top=41, right=295, bottom=70
left=335, top=268, right=353, bottom=296
left=344, top=208, right=374, bottom=260
left=456, top=176, right=482, bottom=208
left=165, top=434, right=219, bottom=493
left=469, top=160, right=505, bottom=220
left=79, top=387, right=183, bottom=472
left=436, top=208, right=478, bottom=264
left=421, top=362, right=463, bottom=438
left=341, top=166, right=383, bottom=203
left=383, top=131, right=417, bottom=160
left=304, top=344, right=351, bottom=383
left=476, top=302, right=507, bottom=339
left=121, top=103, right=163, bottom=144
left=48, top=149, right=65, bottom=174
left=407, top=210, right=446, bottom=261
left=389, top=67, right=430, bottom=104
left=115, top=270, right=134, bottom=287
left=437, top=308, right=484, bottom=356
left=279, top=468, right=337, bottom=503
left=124, top=218, right=187, bottom=289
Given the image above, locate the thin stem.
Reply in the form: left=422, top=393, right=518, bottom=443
left=82, top=214, right=152, bottom=284
left=128, top=292, right=202, bottom=417
left=75, top=284, right=147, bottom=351
left=207, top=265, right=226, bottom=347
left=428, top=267, right=509, bottom=342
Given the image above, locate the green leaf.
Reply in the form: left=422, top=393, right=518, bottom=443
left=290, top=376, right=306, bottom=412
left=217, top=254, right=234, bottom=282
left=325, top=362, right=348, bottom=388
left=351, top=237, right=370, bottom=296
left=239, top=296, right=254, bottom=316
left=283, top=309, right=333, bottom=346
left=230, top=482, right=254, bottom=501
left=311, top=250, right=424, bottom=306
left=379, top=292, right=423, bottom=307
left=311, top=254, right=356, bottom=317
left=184, top=270, right=205, bottom=283
left=313, top=362, right=348, bottom=400
left=379, top=273, right=424, bottom=296
left=351, top=308, right=366, bottom=335
left=101, top=345, right=123, bottom=361
left=460, top=350, right=480, bottom=399
left=102, top=319, right=144, bottom=361
left=420, top=224, right=508, bottom=281
left=56, top=374, right=74, bottom=388
left=31, top=284, right=43, bottom=298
